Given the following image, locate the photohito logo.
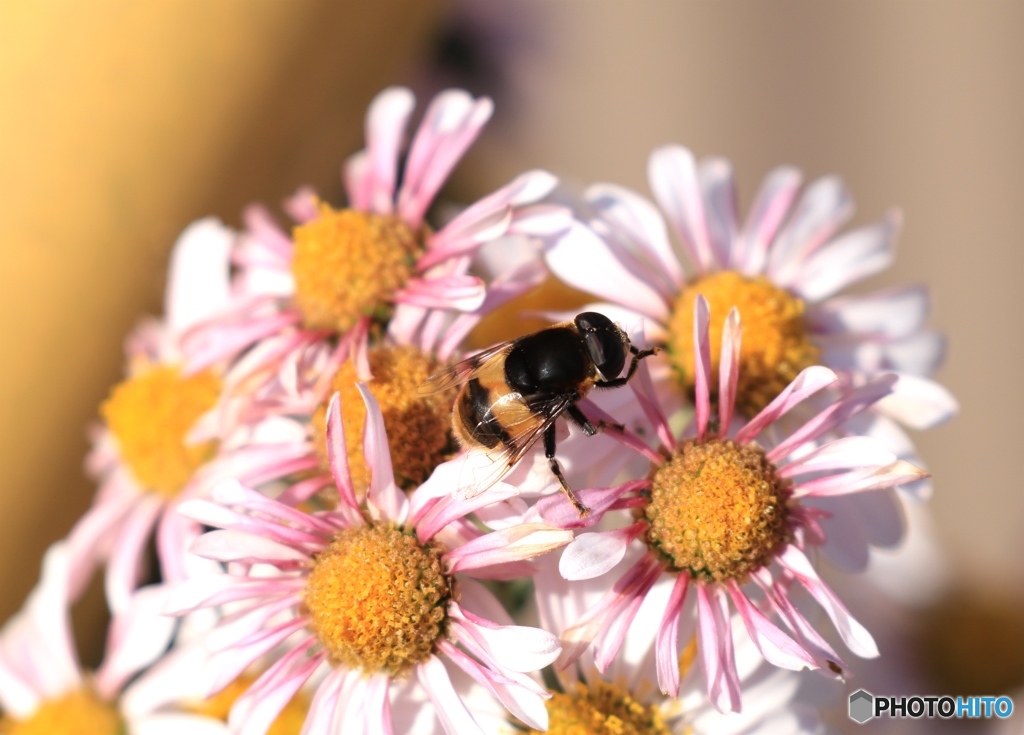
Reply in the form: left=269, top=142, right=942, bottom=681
left=848, top=689, right=1014, bottom=724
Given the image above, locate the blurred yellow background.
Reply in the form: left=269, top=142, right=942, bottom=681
left=1, top=0, right=1021, bottom=715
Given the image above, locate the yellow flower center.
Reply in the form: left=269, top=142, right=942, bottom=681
left=667, top=271, right=820, bottom=417
left=312, top=345, right=455, bottom=498
left=304, top=524, right=453, bottom=677
left=526, top=681, right=671, bottom=735
left=101, top=364, right=221, bottom=495
left=645, top=439, right=791, bottom=583
left=291, top=205, right=425, bottom=333
left=2, top=689, right=122, bottom=735
left=188, top=674, right=309, bottom=735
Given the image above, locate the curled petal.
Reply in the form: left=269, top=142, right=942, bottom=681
left=558, top=523, right=647, bottom=581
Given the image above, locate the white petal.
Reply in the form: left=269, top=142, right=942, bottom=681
left=165, top=218, right=235, bottom=333
left=189, top=530, right=308, bottom=566
left=648, top=144, right=715, bottom=272
left=808, top=284, right=929, bottom=339
left=465, top=621, right=560, bottom=673
left=546, top=222, right=669, bottom=320
left=875, top=373, right=958, bottom=429
left=559, top=531, right=633, bottom=581
left=585, top=182, right=685, bottom=288
left=417, top=657, right=484, bottom=735
left=790, top=212, right=900, bottom=301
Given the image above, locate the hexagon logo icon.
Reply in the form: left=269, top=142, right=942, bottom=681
left=849, top=689, right=874, bottom=724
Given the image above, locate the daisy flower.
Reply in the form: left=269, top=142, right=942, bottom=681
left=184, top=85, right=566, bottom=377
left=69, top=218, right=238, bottom=612
left=545, top=145, right=957, bottom=469
left=181, top=86, right=564, bottom=510
left=0, top=542, right=227, bottom=735
left=527, top=554, right=826, bottom=735
left=200, top=244, right=548, bottom=514
left=544, top=297, right=928, bottom=713
left=165, top=384, right=573, bottom=735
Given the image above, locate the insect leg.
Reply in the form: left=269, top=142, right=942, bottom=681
left=596, top=346, right=660, bottom=388
left=566, top=404, right=624, bottom=436
left=544, top=422, right=589, bottom=517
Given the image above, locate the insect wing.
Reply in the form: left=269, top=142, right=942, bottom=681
left=452, top=395, right=571, bottom=500
left=418, top=341, right=514, bottom=395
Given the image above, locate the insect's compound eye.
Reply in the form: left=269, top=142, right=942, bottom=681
left=574, top=311, right=613, bottom=333
left=583, top=327, right=627, bottom=381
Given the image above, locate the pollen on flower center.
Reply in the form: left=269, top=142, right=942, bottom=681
left=101, top=364, right=220, bottom=496
left=304, top=524, right=453, bottom=678
left=291, top=205, right=425, bottom=333
left=667, top=271, right=820, bottom=417
left=526, top=681, right=671, bottom=735
left=312, top=345, right=456, bottom=497
left=3, top=688, right=123, bottom=735
left=645, top=439, right=791, bottom=583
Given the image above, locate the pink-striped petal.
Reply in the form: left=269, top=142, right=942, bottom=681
left=94, top=585, right=176, bottom=700
left=767, top=175, right=853, bottom=285
left=364, top=87, right=416, bottom=215
left=66, top=489, right=140, bottom=601
left=593, top=561, right=662, bottom=672
left=655, top=573, right=689, bottom=697
left=718, top=307, right=742, bottom=437
left=300, top=667, right=348, bottom=735
left=767, top=374, right=898, bottom=462
left=163, top=574, right=303, bottom=615
left=586, top=182, right=685, bottom=289
left=417, top=655, right=485, bottom=735
left=696, top=584, right=741, bottom=713
left=777, top=436, right=897, bottom=478
left=792, top=460, right=928, bottom=499
left=726, top=581, right=816, bottom=670
left=105, top=494, right=164, bottom=613
left=736, top=166, right=802, bottom=276
left=699, top=157, right=740, bottom=269
left=399, top=91, right=493, bottom=226
left=229, top=636, right=324, bottom=735
left=776, top=544, right=878, bottom=657
left=693, top=295, right=712, bottom=439
left=735, top=366, right=838, bottom=444
left=189, top=530, right=310, bottom=566
left=283, top=185, right=318, bottom=223
left=416, top=483, right=519, bottom=544
left=207, top=478, right=340, bottom=535
left=357, top=384, right=408, bottom=524
left=648, top=145, right=715, bottom=273
left=344, top=150, right=372, bottom=212
left=450, top=608, right=561, bottom=673
left=444, top=525, right=573, bottom=574
left=754, top=568, right=846, bottom=675
left=364, top=672, right=395, bottom=735
left=791, top=211, right=901, bottom=301
left=397, top=275, right=487, bottom=312
left=205, top=619, right=310, bottom=696
left=421, top=170, right=558, bottom=269
left=546, top=221, right=670, bottom=320
left=325, top=392, right=359, bottom=511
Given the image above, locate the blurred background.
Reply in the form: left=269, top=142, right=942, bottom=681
left=1, top=1, right=1021, bottom=730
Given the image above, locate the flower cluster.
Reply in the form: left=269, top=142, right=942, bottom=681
left=0, top=86, right=954, bottom=734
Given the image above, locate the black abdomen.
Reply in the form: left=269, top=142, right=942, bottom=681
left=459, top=378, right=510, bottom=448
